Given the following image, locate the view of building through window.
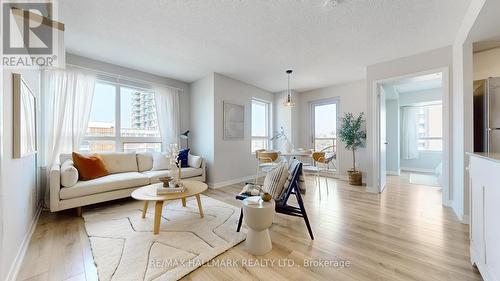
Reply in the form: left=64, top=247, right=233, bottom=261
left=81, top=81, right=162, bottom=153
left=416, top=103, right=442, bottom=151
left=313, top=102, right=337, bottom=152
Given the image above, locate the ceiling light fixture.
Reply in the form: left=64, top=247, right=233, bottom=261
left=283, top=69, right=295, bottom=107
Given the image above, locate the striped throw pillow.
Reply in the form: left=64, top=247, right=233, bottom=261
left=263, top=163, right=289, bottom=199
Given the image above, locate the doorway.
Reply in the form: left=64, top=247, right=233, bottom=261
left=310, top=98, right=339, bottom=175
left=375, top=69, right=450, bottom=205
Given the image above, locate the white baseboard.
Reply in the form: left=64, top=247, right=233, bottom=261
left=462, top=214, right=470, bottom=225
left=401, top=167, right=435, bottom=174
left=386, top=170, right=400, bottom=176
left=5, top=206, right=42, bottom=281
left=208, top=175, right=257, bottom=189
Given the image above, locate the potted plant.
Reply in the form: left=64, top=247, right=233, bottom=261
left=338, top=112, right=366, bottom=186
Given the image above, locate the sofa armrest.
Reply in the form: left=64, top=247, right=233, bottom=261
left=49, top=162, right=61, bottom=212
left=200, top=159, right=206, bottom=182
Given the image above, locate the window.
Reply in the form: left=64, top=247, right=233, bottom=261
left=416, top=103, right=442, bottom=151
left=251, top=99, right=270, bottom=153
left=81, top=81, right=162, bottom=153
left=312, top=101, right=337, bottom=153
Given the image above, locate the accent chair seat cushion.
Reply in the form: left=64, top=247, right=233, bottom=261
left=60, top=172, right=149, bottom=199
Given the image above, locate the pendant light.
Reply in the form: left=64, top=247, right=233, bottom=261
left=283, top=69, right=295, bottom=107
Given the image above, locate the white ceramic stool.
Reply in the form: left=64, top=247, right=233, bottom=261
left=242, top=197, right=275, bottom=255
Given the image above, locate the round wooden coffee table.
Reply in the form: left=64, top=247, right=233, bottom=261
left=131, top=180, right=208, bottom=234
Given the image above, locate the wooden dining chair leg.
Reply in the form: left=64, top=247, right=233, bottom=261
left=236, top=208, right=243, bottom=232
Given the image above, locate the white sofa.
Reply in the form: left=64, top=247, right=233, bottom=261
left=50, top=152, right=206, bottom=212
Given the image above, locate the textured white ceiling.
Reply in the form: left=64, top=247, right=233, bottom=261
left=60, top=0, right=471, bottom=92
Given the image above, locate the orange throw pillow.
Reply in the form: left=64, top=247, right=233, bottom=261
left=72, top=152, right=109, bottom=181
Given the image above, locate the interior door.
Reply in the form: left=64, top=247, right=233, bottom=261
left=379, top=86, right=387, bottom=192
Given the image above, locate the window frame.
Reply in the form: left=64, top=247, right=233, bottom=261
left=251, top=98, right=271, bottom=153
left=81, top=78, right=162, bottom=153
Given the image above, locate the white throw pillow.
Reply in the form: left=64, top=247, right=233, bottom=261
left=60, top=159, right=79, bottom=187
left=262, top=163, right=289, bottom=199
left=188, top=154, right=202, bottom=168
left=152, top=153, right=171, bottom=171
left=137, top=152, right=153, bottom=172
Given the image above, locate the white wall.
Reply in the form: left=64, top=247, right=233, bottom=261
left=297, top=80, right=368, bottom=181
left=273, top=90, right=300, bottom=150
left=189, top=73, right=274, bottom=187
left=66, top=54, right=191, bottom=134
left=1, top=69, right=43, bottom=281
left=474, top=47, right=500, bottom=80
left=213, top=73, right=274, bottom=186
left=189, top=74, right=215, bottom=182
left=366, top=46, right=453, bottom=196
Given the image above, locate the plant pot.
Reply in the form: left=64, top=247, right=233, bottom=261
left=347, top=170, right=362, bottom=186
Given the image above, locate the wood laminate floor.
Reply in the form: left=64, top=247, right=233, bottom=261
left=17, top=174, right=482, bottom=281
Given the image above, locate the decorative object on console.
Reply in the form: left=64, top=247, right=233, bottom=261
left=261, top=192, right=272, bottom=202
left=338, top=112, right=366, bottom=186
left=72, top=152, right=109, bottom=181
left=283, top=69, right=295, bottom=107
left=223, top=101, right=245, bottom=139
left=158, top=176, right=174, bottom=187
left=180, top=130, right=190, bottom=148
left=13, top=73, right=37, bottom=158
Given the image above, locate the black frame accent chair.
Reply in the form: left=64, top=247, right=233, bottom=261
left=236, top=159, right=314, bottom=240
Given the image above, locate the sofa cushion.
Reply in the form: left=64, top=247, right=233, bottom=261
left=152, top=152, right=171, bottom=171
left=98, top=152, right=138, bottom=174
left=178, top=148, right=190, bottom=167
left=72, top=152, right=109, bottom=181
left=137, top=152, right=153, bottom=172
left=188, top=154, right=202, bottom=168
left=59, top=172, right=149, bottom=200
left=142, top=168, right=203, bottom=183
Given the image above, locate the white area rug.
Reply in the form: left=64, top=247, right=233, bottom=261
left=409, top=173, right=440, bottom=187
left=83, top=195, right=246, bottom=281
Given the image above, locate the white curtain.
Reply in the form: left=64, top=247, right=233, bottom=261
left=44, top=69, right=96, bottom=167
left=401, top=106, right=419, bottom=160
left=154, top=84, right=180, bottom=149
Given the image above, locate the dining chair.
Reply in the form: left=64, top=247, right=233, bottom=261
left=254, top=150, right=281, bottom=184
left=302, top=151, right=329, bottom=200
left=320, top=145, right=337, bottom=171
